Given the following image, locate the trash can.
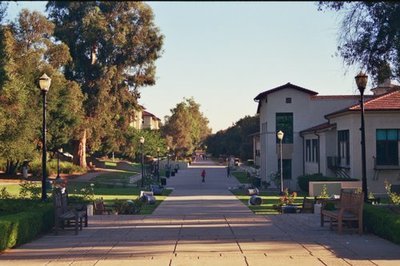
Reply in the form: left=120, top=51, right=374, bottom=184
left=160, top=177, right=167, bottom=186
left=249, top=195, right=262, bottom=205
left=171, top=171, right=175, bottom=176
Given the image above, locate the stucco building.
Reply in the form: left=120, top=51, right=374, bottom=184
left=254, top=82, right=400, bottom=194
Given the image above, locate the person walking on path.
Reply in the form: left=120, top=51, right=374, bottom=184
left=201, top=169, right=206, bottom=183
left=227, top=166, right=230, bottom=177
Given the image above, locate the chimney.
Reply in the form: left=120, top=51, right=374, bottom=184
left=370, top=78, right=398, bottom=96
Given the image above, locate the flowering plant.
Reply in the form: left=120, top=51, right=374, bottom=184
left=279, top=188, right=297, bottom=205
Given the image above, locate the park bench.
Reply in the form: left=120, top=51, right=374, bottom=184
left=94, top=198, right=113, bottom=215
left=320, top=190, right=364, bottom=234
left=53, top=188, right=88, bottom=235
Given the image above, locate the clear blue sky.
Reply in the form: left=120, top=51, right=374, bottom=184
left=5, top=1, right=364, bottom=133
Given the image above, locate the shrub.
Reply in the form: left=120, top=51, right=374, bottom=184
left=384, top=180, right=400, bottom=205
left=19, top=181, right=41, bottom=199
left=113, top=198, right=142, bottom=214
left=364, top=204, right=400, bottom=245
left=297, top=174, right=359, bottom=193
left=0, top=201, right=53, bottom=251
left=29, top=158, right=86, bottom=177
left=0, top=187, right=13, bottom=199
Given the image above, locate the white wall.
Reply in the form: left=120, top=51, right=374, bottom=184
left=330, top=111, right=400, bottom=194
left=258, top=87, right=359, bottom=190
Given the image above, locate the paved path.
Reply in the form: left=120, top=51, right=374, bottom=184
left=1, top=160, right=399, bottom=265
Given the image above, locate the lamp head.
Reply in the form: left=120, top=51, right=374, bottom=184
left=139, top=137, right=145, bottom=144
left=355, top=71, right=368, bottom=94
left=39, top=73, right=51, bottom=92
left=277, top=130, right=284, bottom=140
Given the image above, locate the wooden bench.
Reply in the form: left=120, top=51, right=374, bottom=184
left=320, top=190, right=364, bottom=234
left=53, top=188, right=88, bottom=235
left=94, top=198, right=113, bottom=215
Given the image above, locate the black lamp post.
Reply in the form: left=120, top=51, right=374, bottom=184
left=157, top=147, right=160, bottom=183
left=140, top=137, right=145, bottom=187
left=355, top=71, right=368, bottom=202
left=39, top=73, right=51, bottom=201
left=56, top=148, right=62, bottom=180
left=167, top=146, right=170, bottom=176
left=277, top=130, right=284, bottom=193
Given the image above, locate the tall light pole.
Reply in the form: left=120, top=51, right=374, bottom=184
left=56, top=148, right=63, bottom=180
left=166, top=146, right=170, bottom=177
left=157, top=147, right=160, bottom=183
left=140, top=137, right=145, bottom=187
left=277, top=130, right=284, bottom=194
left=355, top=71, right=368, bottom=202
left=39, top=73, right=51, bottom=201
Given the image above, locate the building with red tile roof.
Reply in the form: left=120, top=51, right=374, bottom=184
left=254, top=81, right=400, bottom=194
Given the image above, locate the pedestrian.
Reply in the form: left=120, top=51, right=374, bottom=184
left=227, top=166, right=230, bottom=177
left=201, top=169, right=206, bottom=183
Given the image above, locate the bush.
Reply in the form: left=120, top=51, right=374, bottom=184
left=297, top=174, right=359, bottom=193
left=364, top=204, right=400, bottom=245
left=29, top=158, right=86, bottom=177
left=0, top=200, right=54, bottom=251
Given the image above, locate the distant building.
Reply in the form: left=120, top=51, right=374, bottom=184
left=129, top=106, right=161, bottom=130
left=142, top=110, right=161, bottom=130
left=254, top=82, right=400, bottom=194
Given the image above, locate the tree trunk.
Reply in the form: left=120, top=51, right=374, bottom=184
left=73, top=129, right=87, bottom=168
left=5, top=159, right=20, bottom=176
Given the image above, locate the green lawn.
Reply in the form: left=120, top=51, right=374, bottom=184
left=0, top=182, right=172, bottom=215
left=231, top=189, right=306, bottom=215
left=232, top=171, right=249, bottom=184
left=90, top=171, right=137, bottom=184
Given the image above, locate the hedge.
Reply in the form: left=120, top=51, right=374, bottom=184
left=364, top=204, right=400, bottom=245
left=0, top=205, right=54, bottom=251
left=297, top=174, right=359, bottom=193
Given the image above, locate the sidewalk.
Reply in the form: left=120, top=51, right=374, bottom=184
left=0, top=160, right=399, bottom=265
left=71, top=167, right=142, bottom=186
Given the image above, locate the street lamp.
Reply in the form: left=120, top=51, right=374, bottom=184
left=277, top=130, right=284, bottom=194
left=157, top=147, right=160, bottom=183
left=39, top=73, right=51, bottom=201
left=56, top=148, right=63, bottom=180
left=166, top=146, right=170, bottom=177
left=355, top=71, right=368, bottom=202
left=140, top=137, right=145, bottom=187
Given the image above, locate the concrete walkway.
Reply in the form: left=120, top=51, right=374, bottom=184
left=1, top=160, right=399, bottom=265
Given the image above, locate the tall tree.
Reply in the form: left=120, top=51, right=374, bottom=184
left=0, top=10, right=83, bottom=175
left=46, top=1, right=164, bottom=167
left=318, top=2, right=400, bottom=84
left=162, top=97, right=211, bottom=158
left=205, top=115, right=259, bottom=160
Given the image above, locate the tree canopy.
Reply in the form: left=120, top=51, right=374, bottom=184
left=205, top=115, right=259, bottom=160
left=46, top=1, right=164, bottom=166
left=0, top=9, right=84, bottom=174
left=162, top=97, right=211, bottom=158
left=318, top=2, right=400, bottom=84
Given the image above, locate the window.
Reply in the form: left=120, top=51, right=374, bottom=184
left=306, top=139, right=319, bottom=163
left=376, top=129, right=399, bottom=165
left=312, top=139, right=319, bottom=163
left=306, top=140, right=311, bottom=162
left=276, top=113, right=293, bottom=143
left=278, top=159, right=292, bottom=179
left=338, top=130, right=350, bottom=166
left=286, top=97, right=292, bottom=103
